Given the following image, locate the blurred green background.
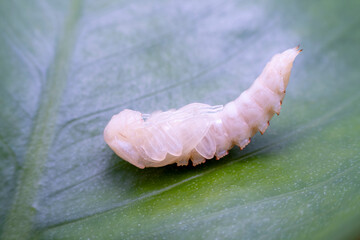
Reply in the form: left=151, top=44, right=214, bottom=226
left=1, top=0, right=359, bottom=239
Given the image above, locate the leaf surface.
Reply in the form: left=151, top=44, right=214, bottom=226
left=0, top=0, right=359, bottom=239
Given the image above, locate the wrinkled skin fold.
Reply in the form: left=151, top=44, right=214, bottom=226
left=104, top=47, right=301, bottom=168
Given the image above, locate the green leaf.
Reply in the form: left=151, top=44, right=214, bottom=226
left=1, top=0, right=359, bottom=239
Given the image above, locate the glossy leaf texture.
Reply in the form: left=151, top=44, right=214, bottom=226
left=1, top=0, right=360, bottom=239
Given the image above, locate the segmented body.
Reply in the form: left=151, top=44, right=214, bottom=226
left=104, top=47, right=301, bottom=168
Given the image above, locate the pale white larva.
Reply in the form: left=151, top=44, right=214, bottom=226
left=104, top=47, right=301, bottom=168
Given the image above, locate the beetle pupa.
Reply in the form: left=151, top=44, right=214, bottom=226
left=104, top=47, right=301, bottom=168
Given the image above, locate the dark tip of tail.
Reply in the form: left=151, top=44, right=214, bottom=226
left=296, top=44, right=303, bottom=53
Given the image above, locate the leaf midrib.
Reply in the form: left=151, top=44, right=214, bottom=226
left=1, top=1, right=82, bottom=239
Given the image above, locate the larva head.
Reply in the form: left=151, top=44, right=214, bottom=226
left=104, top=109, right=145, bottom=168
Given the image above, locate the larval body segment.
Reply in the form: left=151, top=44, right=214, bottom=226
left=104, top=47, right=301, bottom=168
